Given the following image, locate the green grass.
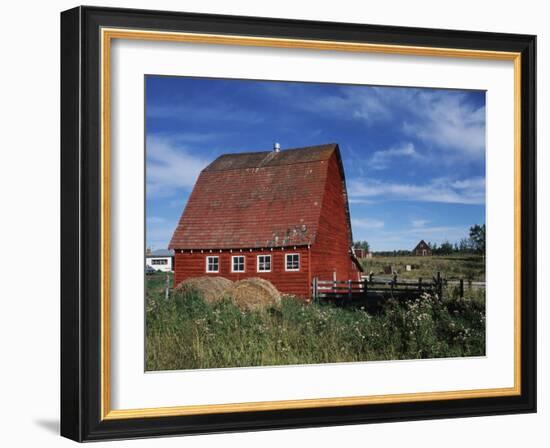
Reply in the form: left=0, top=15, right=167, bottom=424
left=361, top=254, right=485, bottom=281
left=145, top=274, right=486, bottom=371
left=146, top=271, right=173, bottom=296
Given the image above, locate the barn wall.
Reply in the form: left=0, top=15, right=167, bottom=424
left=311, top=153, right=361, bottom=282
left=173, top=247, right=311, bottom=299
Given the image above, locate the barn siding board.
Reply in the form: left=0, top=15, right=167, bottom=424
left=310, top=153, right=361, bottom=282
left=174, top=247, right=311, bottom=298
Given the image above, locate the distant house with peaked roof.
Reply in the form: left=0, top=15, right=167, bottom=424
left=169, top=143, right=363, bottom=299
left=412, top=240, right=432, bottom=256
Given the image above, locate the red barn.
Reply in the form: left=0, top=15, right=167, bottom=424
left=169, top=143, right=363, bottom=300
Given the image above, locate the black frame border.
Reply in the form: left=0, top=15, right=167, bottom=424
left=61, top=6, right=536, bottom=442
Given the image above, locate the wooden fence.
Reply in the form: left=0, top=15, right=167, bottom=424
left=447, top=279, right=486, bottom=297
left=312, top=272, right=443, bottom=304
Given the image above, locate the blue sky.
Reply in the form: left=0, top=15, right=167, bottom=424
left=146, top=76, right=486, bottom=251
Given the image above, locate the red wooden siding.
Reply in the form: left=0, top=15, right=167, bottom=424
left=174, top=246, right=311, bottom=298
left=310, top=153, right=361, bottom=282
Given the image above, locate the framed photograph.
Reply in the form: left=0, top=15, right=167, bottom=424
left=60, top=6, right=536, bottom=442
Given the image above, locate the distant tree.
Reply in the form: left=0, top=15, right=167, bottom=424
left=439, top=240, right=454, bottom=255
left=372, top=249, right=411, bottom=257
left=354, top=240, right=370, bottom=252
left=469, top=224, right=486, bottom=254
left=458, top=237, right=472, bottom=253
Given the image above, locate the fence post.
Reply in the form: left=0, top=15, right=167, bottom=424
left=312, top=277, right=318, bottom=303
left=165, top=272, right=170, bottom=300
left=436, top=271, right=442, bottom=298
left=459, top=278, right=464, bottom=298
left=348, top=279, right=352, bottom=301
left=418, top=277, right=422, bottom=294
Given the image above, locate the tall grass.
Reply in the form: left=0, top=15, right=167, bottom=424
left=145, top=286, right=485, bottom=371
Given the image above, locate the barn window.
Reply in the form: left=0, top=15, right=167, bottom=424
left=257, top=255, right=271, bottom=272
left=285, top=253, right=300, bottom=271
left=232, top=255, right=245, bottom=272
left=206, top=256, right=219, bottom=273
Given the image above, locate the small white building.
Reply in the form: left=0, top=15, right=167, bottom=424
left=145, top=249, right=174, bottom=272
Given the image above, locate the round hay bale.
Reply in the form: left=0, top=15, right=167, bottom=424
left=228, top=278, right=281, bottom=311
left=175, top=276, right=233, bottom=304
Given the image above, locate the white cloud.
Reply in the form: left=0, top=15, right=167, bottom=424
left=411, top=219, right=429, bottom=228
left=146, top=135, right=210, bottom=198
left=401, top=90, right=486, bottom=158
left=147, top=104, right=264, bottom=124
left=348, top=198, right=374, bottom=205
left=306, top=86, right=485, bottom=160
left=451, top=177, right=486, bottom=190
left=314, top=88, right=392, bottom=123
left=368, top=142, right=420, bottom=170
left=153, top=131, right=230, bottom=144
left=266, top=84, right=392, bottom=124
left=351, top=217, right=385, bottom=230
left=345, top=89, right=392, bottom=122
left=146, top=216, right=166, bottom=224
left=257, top=83, right=486, bottom=161
left=146, top=215, right=179, bottom=250
left=348, top=176, right=485, bottom=205
left=406, top=225, right=466, bottom=241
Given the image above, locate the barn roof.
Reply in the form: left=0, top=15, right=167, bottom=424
left=169, top=143, right=352, bottom=250
left=204, top=143, right=337, bottom=172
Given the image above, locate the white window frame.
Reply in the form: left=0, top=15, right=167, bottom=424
left=257, top=254, right=272, bottom=272
left=285, top=253, right=300, bottom=271
left=231, top=255, right=245, bottom=273
left=151, top=258, right=167, bottom=265
left=206, top=256, right=219, bottom=273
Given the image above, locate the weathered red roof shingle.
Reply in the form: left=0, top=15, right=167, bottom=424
left=169, top=143, right=351, bottom=250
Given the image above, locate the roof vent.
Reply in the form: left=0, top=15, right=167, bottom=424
left=273, top=142, right=281, bottom=152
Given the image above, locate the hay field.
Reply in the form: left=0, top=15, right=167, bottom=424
left=361, top=254, right=485, bottom=281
